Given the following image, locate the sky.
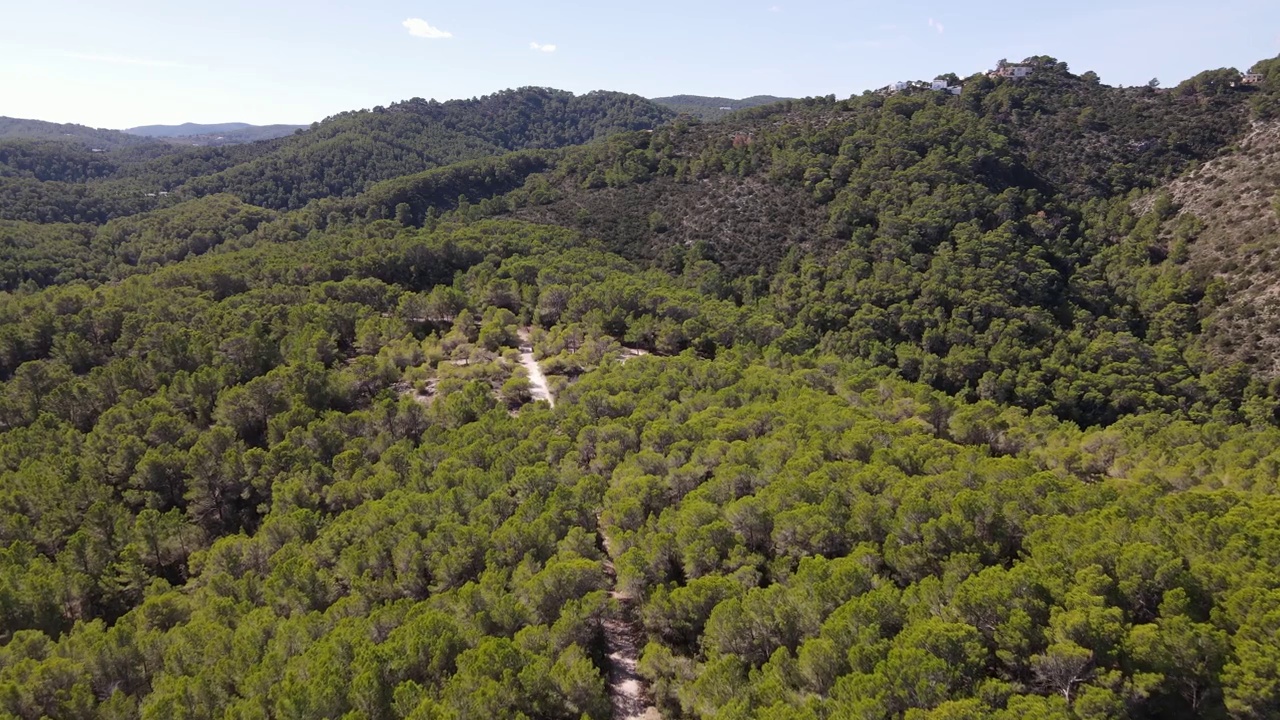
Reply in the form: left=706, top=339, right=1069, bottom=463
left=1, top=0, right=1279, bottom=129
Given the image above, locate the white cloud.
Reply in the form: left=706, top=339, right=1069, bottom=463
left=928, top=17, right=944, bottom=35
left=769, top=5, right=781, bottom=12
left=403, top=18, right=452, bottom=39
left=530, top=42, right=557, bottom=53
left=66, top=52, right=185, bottom=68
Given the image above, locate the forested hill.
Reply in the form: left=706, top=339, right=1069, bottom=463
left=0, top=87, right=676, bottom=218
left=0, top=117, right=158, bottom=150
left=651, top=94, right=790, bottom=120
left=178, top=88, right=675, bottom=209
left=487, top=58, right=1251, bottom=273
left=3, top=55, right=1280, bottom=720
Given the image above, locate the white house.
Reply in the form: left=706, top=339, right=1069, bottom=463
left=893, top=81, right=909, bottom=92
left=718, top=106, right=733, bottom=111
left=948, top=86, right=963, bottom=96
left=990, top=61, right=1034, bottom=80
left=1243, top=73, right=1265, bottom=85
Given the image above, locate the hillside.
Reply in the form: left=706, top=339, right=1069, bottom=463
left=3, top=56, right=1280, bottom=720
left=0, top=87, right=675, bottom=221
left=491, top=60, right=1250, bottom=273
left=652, top=94, right=789, bottom=120
left=0, top=116, right=158, bottom=150
left=32, top=88, right=671, bottom=212
left=1121, top=59, right=1280, bottom=378
left=1134, top=120, right=1280, bottom=375
left=176, top=88, right=674, bottom=209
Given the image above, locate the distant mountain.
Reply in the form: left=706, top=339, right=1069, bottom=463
left=123, top=122, right=308, bottom=145
left=651, top=94, right=789, bottom=120
left=122, top=121, right=307, bottom=144
left=0, top=116, right=156, bottom=150
left=124, top=122, right=259, bottom=137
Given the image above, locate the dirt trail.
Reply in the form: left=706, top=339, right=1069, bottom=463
left=619, top=347, right=650, bottom=363
left=598, top=526, right=660, bottom=720
left=517, top=328, right=555, bottom=407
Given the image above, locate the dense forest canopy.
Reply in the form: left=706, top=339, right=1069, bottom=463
left=2, top=54, right=1280, bottom=720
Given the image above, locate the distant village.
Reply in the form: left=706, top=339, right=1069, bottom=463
left=877, top=59, right=1036, bottom=97
left=878, top=58, right=1267, bottom=97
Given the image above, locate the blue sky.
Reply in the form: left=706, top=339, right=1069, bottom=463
left=2, top=0, right=1278, bottom=129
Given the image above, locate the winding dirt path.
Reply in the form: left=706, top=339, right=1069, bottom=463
left=598, top=525, right=659, bottom=720
left=517, top=328, right=555, bottom=407
left=517, top=329, right=651, bottom=715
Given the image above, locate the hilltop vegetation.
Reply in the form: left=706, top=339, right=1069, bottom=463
left=1, top=55, right=1280, bottom=720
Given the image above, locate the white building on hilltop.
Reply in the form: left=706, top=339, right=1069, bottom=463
left=932, top=79, right=963, bottom=95
left=989, top=60, right=1034, bottom=80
